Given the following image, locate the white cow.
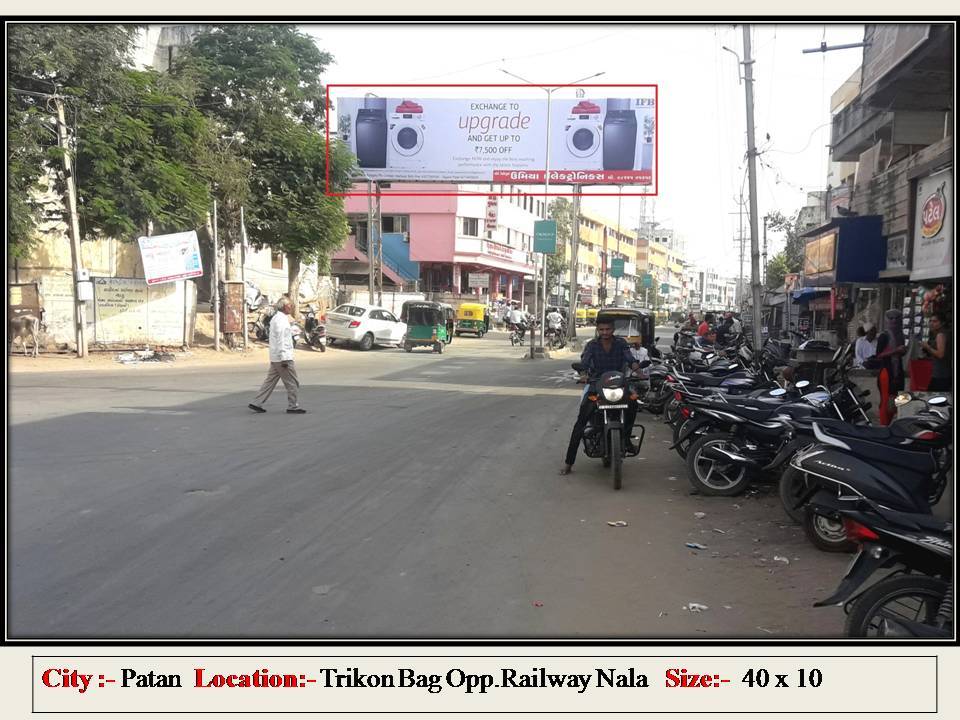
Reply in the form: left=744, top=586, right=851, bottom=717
left=10, top=313, right=43, bottom=357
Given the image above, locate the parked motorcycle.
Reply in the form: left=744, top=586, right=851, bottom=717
left=789, top=395, right=952, bottom=552
left=302, top=306, right=327, bottom=352
left=571, top=361, right=650, bottom=490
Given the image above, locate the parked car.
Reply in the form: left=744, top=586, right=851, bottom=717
left=324, top=304, right=407, bottom=351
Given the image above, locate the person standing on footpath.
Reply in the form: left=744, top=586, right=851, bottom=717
left=922, top=311, right=951, bottom=392
left=249, top=297, right=306, bottom=414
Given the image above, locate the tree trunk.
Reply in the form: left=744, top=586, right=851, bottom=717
left=224, top=238, right=240, bottom=281
left=287, top=252, right=302, bottom=319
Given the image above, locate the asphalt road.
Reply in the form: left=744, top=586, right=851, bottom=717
left=9, top=328, right=851, bottom=639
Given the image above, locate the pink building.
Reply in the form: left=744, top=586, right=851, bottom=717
left=336, top=183, right=539, bottom=301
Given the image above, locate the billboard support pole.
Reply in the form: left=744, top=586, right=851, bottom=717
left=376, top=182, right=384, bottom=307
left=567, top=185, right=580, bottom=340
left=367, top=181, right=375, bottom=305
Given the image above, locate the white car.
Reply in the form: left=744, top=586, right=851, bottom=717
left=324, top=304, right=407, bottom=351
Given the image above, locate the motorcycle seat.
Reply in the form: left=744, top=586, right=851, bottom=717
left=878, top=509, right=952, bottom=534
left=815, top=418, right=895, bottom=441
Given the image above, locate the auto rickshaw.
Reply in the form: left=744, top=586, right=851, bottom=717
left=595, top=306, right=658, bottom=355
left=399, top=301, right=448, bottom=353
left=586, top=307, right=599, bottom=326
left=455, top=302, right=486, bottom=337
left=575, top=307, right=587, bottom=327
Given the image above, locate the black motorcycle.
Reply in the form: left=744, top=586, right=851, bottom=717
left=572, top=361, right=650, bottom=490
left=302, top=306, right=327, bottom=352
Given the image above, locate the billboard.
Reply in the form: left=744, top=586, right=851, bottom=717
left=911, top=168, right=952, bottom=281
left=137, top=231, right=203, bottom=286
left=335, top=93, right=656, bottom=186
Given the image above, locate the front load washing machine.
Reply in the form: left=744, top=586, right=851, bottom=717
left=602, top=98, right=637, bottom=171
left=389, top=100, right=427, bottom=169
left=561, top=100, right=603, bottom=170
left=354, top=97, right=388, bottom=168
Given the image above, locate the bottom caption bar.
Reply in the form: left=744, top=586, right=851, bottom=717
left=34, top=655, right=937, bottom=714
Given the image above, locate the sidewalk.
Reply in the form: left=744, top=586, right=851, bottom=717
left=8, top=343, right=274, bottom=374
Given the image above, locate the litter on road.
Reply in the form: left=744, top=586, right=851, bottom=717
left=773, top=556, right=791, bottom=564
left=685, top=603, right=709, bottom=613
left=607, top=521, right=629, bottom=527
left=686, top=542, right=708, bottom=550
left=693, top=512, right=706, bottom=519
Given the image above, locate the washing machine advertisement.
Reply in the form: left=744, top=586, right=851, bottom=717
left=334, top=90, right=656, bottom=188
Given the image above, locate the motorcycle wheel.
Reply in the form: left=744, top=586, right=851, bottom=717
left=435, top=342, right=443, bottom=354
left=844, top=575, right=949, bottom=637
left=404, top=341, right=413, bottom=353
left=686, top=433, right=751, bottom=496
left=609, top=432, right=622, bottom=490
left=672, top=417, right=702, bottom=459
left=778, top=468, right=808, bottom=524
left=318, top=343, right=326, bottom=353
left=802, top=507, right=856, bottom=553
left=664, top=398, right=681, bottom=425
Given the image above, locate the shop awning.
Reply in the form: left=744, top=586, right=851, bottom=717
left=791, top=287, right=831, bottom=304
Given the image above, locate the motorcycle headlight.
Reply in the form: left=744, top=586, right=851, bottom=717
left=602, top=388, right=624, bottom=402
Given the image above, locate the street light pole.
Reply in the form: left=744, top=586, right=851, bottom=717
left=500, top=68, right=605, bottom=358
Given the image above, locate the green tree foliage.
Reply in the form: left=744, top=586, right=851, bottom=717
left=8, top=24, right=217, bottom=255
left=766, top=210, right=805, bottom=273
left=176, top=24, right=355, bottom=307
left=7, top=24, right=141, bottom=256
left=546, top=197, right=573, bottom=299
left=764, top=251, right=792, bottom=290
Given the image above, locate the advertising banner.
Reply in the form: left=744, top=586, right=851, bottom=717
left=911, top=168, right=952, bottom=281
left=137, top=231, right=203, bottom=286
left=468, top=272, right=489, bottom=289
left=336, top=93, right=655, bottom=186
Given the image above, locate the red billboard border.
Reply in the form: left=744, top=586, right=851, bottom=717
left=325, top=83, right=658, bottom=198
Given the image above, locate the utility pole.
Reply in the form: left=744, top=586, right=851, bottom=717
left=54, top=97, right=88, bottom=358
left=240, top=205, right=248, bottom=351
left=212, top=199, right=221, bottom=351
left=762, top=214, right=768, bottom=287
left=367, top=180, right=375, bottom=304
left=566, top=186, right=581, bottom=340
left=742, top=25, right=764, bottom=349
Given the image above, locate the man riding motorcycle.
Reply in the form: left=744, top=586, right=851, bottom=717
left=560, top=318, right=642, bottom=475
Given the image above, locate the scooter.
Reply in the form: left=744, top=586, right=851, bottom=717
left=302, top=306, right=327, bottom=352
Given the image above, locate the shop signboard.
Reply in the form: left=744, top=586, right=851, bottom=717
left=336, top=92, right=656, bottom=186
left=468, top=272, right=489, bottom=289
left=484, top=195, right=498, bottom=232
left=861, top=24, right=931, bottom=92
left=533, top=220, right=557, bottom=254
left=910, top=168, right=952, bottom=281
left=885, top=232, right=909, bottom=272
left=803, top=231, right=837, bottom=278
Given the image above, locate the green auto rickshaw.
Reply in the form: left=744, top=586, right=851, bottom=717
left=455, top=302, right=486, bottom=337
left=400, top=301, right=449, bottom=353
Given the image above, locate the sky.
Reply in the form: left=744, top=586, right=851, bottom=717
left=306, top=22, right=866, bottom=278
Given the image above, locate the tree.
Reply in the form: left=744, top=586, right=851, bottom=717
left=175, top=24, right=354, bottom=313
left=766, top=210, right=805, bottom=274
left=546, top=197, right=573, bottom=301
left=764, top=251, right=791, bottom=290
left=8, top=24, right=218, bottom=256
left=7, top=24, right=142, bottom=256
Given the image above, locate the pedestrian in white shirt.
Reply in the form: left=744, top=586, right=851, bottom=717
left=854, top=323, right=878, bottom=368
left=249, top=297, right=305, bottom=414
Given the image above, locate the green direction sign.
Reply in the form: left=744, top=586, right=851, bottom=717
left=610, top=257, right=624, bottom=278
left=660, top=283, right=670, bottom=294
left=641, top=274, right=653, bottom=288
left=533, top=220, right=557, bottom=254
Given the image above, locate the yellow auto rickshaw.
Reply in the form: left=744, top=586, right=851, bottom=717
left=586, top=307, right=599, bottom=326
left=455, top=302, right=487, bottom=337
left=575, top=308, right=587, bottom=327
